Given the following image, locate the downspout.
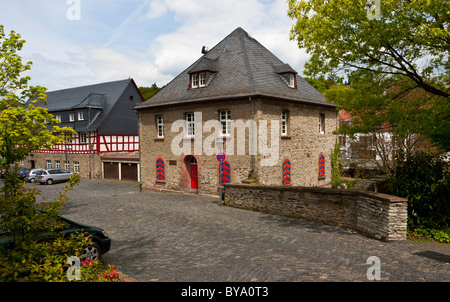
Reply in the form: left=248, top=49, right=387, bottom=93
left=249, top=97, right=255, bottom=177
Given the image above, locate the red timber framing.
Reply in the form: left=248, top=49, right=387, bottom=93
left=34, top=132, right=139, bottom=155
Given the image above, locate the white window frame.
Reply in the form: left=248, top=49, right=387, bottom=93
left=191, top=74, right=199, bottom=88
left=46, top=160, right=52, bottom=169
left=78, top=112, right=84, bottom=121
left=186, top=113, right=195, bottom=137
left=80, top=133, right=86, bottom=144
left=74, top=161, right=80, bottom=173
left=289, top=73, right=296, bottom=88
left=65, top=161, right=70, bottom=171
left=199, top=72, right=206, bottom=87
left=157, top=115, right=164, bottom=138
left=220, top=110, right=231, bottom=136
left=55, top=160, right=60, bottom=169
left=55, top=115, right=62, bottom=122
left=69, top=113, right=75, bottom=122
left=319, top=113, right=325, bottom=135
left=281, top=110, right=288, bottom=136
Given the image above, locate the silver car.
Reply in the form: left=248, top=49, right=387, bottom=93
left=25, top=169, right=44, bottom=183
left=36, top=169, right=73, bottom=185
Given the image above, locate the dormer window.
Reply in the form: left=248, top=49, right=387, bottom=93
left=289, top=73, right=296, bottom=89
left=274, top=64, right=298, bottom=89
left=190, top=72, right=206, bottom=89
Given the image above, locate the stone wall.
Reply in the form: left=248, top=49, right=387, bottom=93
left=223, top=184, right=407, bottom=241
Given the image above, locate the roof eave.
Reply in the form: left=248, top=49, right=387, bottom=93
left=134, top=93, right=335, bottom=111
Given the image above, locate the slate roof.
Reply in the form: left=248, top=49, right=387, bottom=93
left=135, top=27, right=333, bottom=110
left=27, top=79, right=136, bottom=131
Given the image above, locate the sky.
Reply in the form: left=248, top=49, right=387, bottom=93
left=0, top=0, right=309, bottom=91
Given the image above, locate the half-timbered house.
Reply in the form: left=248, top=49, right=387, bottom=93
left=25, top=78, right=144, bottom=181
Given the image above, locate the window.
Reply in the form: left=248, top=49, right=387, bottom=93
left=74, top=161, right=80, bottom=173
left=20, top=160, right=24, bottom=165
left=186, top=113, right=195, bottom=137
left=289, top=74, right=296, bottom=88
left=55, top=160, right=60, bottom=169
left=80, top=133, right=86, bottom=144
left=319, top=153, right=325, bottom=179
left=199, top=72, right=206, bottom=87
left=69, top=113, right=75, bottom=122
left=129, top=95, right=134, bottom=101
left=282, top=158, right=291, bottom=185
left=319, top=113, right=325, bottom=134
left=220, top=110, right=231, bottom=136
left=78, top=112, right=84, bottom=121
left=190, top=72, right=206, bottom=89
left=281, top=110, right=289, bottom=136
left=156, top=115, right=164, bottom=138
left=156, top=158, right=165, bottom=181
left=55, top=115, right=62, bottom=122
left=191, top=74, right=199, bottom=88
left=65, top=161, right=70, bottom=171
left=219, top=160, right=231, bottom=186
left=46, top=160, right=52, bottom=169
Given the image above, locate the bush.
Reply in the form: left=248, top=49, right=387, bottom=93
left=386, top=151, right=450, bottom=230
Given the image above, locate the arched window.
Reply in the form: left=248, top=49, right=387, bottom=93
left=282, top=158, right=291, bottom=185
left=156, top=158, right=165, bottom=181
left=318, top=153, right=325, bottom=179
left=219, top=160, right=231, bottom=186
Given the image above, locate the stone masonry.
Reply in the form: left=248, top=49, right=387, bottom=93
left=224, top=184, right=408, bottom=241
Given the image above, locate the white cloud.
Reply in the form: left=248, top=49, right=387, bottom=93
left=2, top=0, right=310, bottom=91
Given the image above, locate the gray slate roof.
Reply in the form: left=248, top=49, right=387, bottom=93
left=28, top=79, right=135, bottom=131
left=135, top=27, right=333, bottom=110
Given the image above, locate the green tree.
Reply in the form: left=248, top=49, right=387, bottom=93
left=139, top=83, right=162, bottom=100
left=288, top=0, right=449, bottom=150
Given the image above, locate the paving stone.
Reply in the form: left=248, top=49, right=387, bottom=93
left=25, top=179, right=450, bottom=282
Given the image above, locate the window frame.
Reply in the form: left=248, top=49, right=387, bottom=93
left=186, top=113, right=195, bottom=137
left=46, top=160, right=52, bottom=169
left=219, top=110, right=231, bottom=136
left=319, top=113, right=325, bottom=135
left=78, top=112, right=84, bottom=121
left=191, top=74, right=199, bottom=89
left=156, top=115, right=164, bottom=138
left=281, top=110, right=289, bottom=136
left=289, top=73, right=296, bottom=88
left=80, top=133, right=86, bottom=144
left=69, top=113, right=75, bottom=122
left=55, top=160, right=61, bottom=169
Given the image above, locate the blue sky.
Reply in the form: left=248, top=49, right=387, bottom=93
left=0, top=0, right=309, bottom=91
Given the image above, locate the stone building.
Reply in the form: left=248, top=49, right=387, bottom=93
left=135, top=28, right=338, bottom=195
left=26, top=79, right=144, bottom=181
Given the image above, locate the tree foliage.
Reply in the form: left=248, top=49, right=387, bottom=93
left=288, top=0, right=449, bottom=150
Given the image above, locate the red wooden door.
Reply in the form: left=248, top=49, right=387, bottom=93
left=190, top=163, right=198, bottom=189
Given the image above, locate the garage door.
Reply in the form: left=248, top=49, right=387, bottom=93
left=121, top=163, right=138, bottom=181
left=104, top=162, right=119, bottom=180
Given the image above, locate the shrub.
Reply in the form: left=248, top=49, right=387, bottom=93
left=386, top=151, right=450, bottom=230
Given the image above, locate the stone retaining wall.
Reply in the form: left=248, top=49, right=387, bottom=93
left=223, top=184, right=407, bottom=241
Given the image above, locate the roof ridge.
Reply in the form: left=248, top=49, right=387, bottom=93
left=46, top=78, right=131, bottom=94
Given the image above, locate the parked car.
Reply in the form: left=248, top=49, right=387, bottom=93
left=36, top=169, right=73, bottom=185
left=25, top=169, right=44, bottom=183
left=0, top=212, right=111, bottom=261
left=19, top=169, right=31, bottom=180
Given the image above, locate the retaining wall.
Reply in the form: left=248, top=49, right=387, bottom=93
left=223, top=184, right=407, bottom=241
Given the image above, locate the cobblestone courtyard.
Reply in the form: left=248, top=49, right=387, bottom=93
left=28, top=179, right=450, bottom=282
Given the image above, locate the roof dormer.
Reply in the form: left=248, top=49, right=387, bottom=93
left=274, top=64, right=298, bottom=89
left=188, top=58, right=218, bottom=89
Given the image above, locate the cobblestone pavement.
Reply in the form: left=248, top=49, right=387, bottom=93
left=28, top=179, right=449, bottom=282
